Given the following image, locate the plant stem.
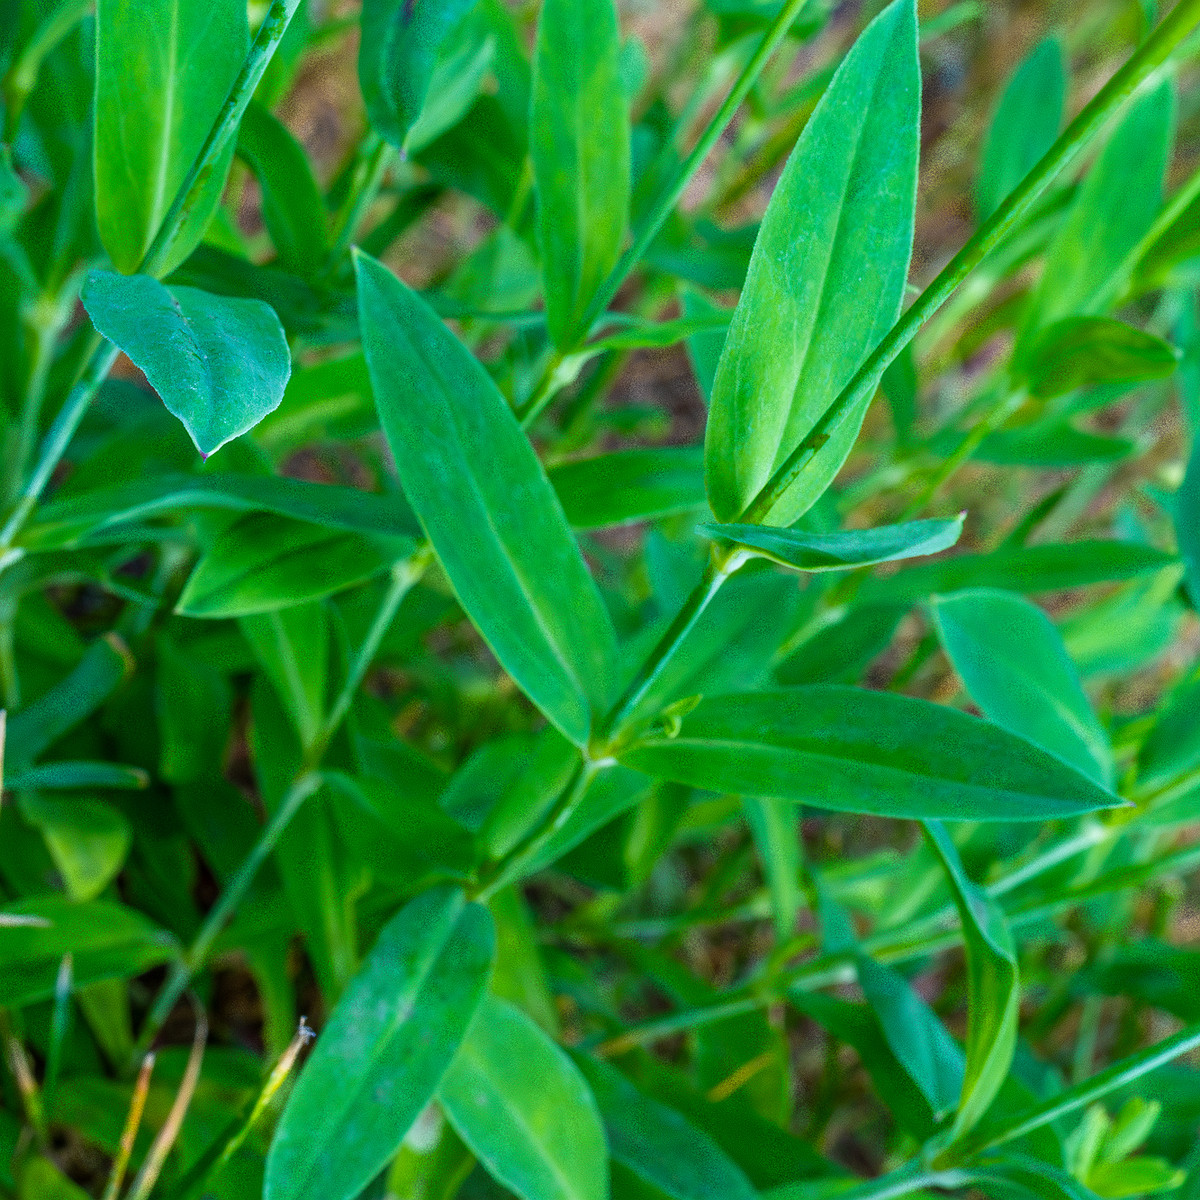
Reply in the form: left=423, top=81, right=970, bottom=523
left=0, top=0, right=304, bottom=552
left=576, top=0, right=814, bottom=342
left=101, top=1053, right=156, bottom=1200
left=514, top=0, right=814, bottom=424
left=600, top=548, right=748, bottom=744
left=740, top=0, right=1200, bottom=526
left=324, top=132, right=396, bottom=272
left=306, top=547, right=431, bottom=767
left=1, top=0, right=93, bottom=142
left=133, top=771, right=322, bottom=1063
left=940, top=1021, right=1200, bottom=1164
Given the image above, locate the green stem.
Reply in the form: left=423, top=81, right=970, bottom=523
left=1, top=0, right=93, bottom=142
left=306, top=546, right=431, bottom=766
left=600, top=548, right=748, bottom=744
left=0, top=0, right=304, bottom=552
left=940, top=1021, right=1200, bottom=1165
left=473, top=758, right=597, bottom=903
left=133, top=770, right=322, bottom=1063
left=577, top=0, right=813, bottom=342
left=324, top=132, right=396, bottom=272
left=740, top=0, right=1200, bottom=525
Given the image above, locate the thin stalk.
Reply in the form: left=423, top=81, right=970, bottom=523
left=0, top=1010, right=47, bottom=1151
left=0, top=0, right=304, bottom=550
left=127, top=1007, right=208, bottom=1200
left=133, top=772, right=322, bottom=1062
left=170, top=1019, right=314, bottom=1200
left=740, top=0, right=1200, bottom=526
left=600, top=548, right=747, bottom=745
left=576, top=0, right=814, bottom=341
left=324, top=132, right=396, bottom=272
left=100, top=1053, right=156, bottom=1200
left=941, top=1021, right=1200, bottom=1164
left=1, top=0, right=93, bottom=142
left=514, top=0, right=814, bottom=424
left=306, top=547, right=431, bottom=766
left=474, top=758, right=597, bottom=902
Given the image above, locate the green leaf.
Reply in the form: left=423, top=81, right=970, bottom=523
left=1139, top=674, right=1200, bottom=788
left=860, top=540, right=1178, bottom=604
left=19, top=795, right=132, bottom=901
left=1022, top=78, right=1174, bottom=334
left=682, top=287, right=729, bottom=405
left=548, top=447, right=706, bottom=530
left=4, top=762, right=148, bottom=791
left=266, top=887, right=495, bottom=1200
left=176, top=513, right=413, bottom=617
left=924, top=820, right=1019, bottom=1139
left=355, top=252, right=617, bottom=746
left=572, top=1053, right=758, bottom=1200
left=1177, top=447, right=1200, bottom=609
left=359, top=0, right=481, bottom=150
left=977, top=422, right=1135, bottom=467
left=18, top=1158, right=93, bottom=1200
left=931, top=588, right=1114, bottom=788
left=0, top=896, right=178, bottom=1007
left=1021, top=317, right=1179, bottom=399
left=81, top=271, right=291, bottom=456
left=22, top=472, right=419, bottom=551
left=619, top=687, right=1120, bottom=822
left=698, top=515, right=963, bottom=572
left=531, top=0, right=630, bottom=347
left=856, top=954, right=965, bottom=1120
left=439, top=994, right=608, bottom=1200
left=704, top=0, right=919, bottom=525
left=155, top=635, right=232, bottom=783
left=405, top=13, right=497, bottom=154
left=236, top=99, right=329, bottom=275
left=6, top=636, right=130, bottom=770
left=94, top=0, right=248, bottom=274
left=241, top=602, right=328, bottom=749
left=975, top=37, right=1065, bottom=221
left=743, top=797, right=802, bottom=939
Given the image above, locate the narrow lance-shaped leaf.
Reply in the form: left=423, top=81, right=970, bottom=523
left=94, top=0, right=248, bottom=274
left=704, top=0, right=920, bottom=525
left=743, top=797, right=802, bottom=940
left=924, top=820, right=1020, bottom=1140
left=572, top=1052, right=758, bottom=1200
left=531, top=0, right=630, bottom=347
left=975, top=36, right=1066, bottom=221
left=439, top=995, right=609, bottom=1200
left=698, top=514, right=963, bottom=573
left=359, top=0, right=481, bottom=150
left=931, top=588, right=1114, bottom=788
left=355, top=252, right=618, bottom=746
left=265, top=887, right=495, bottom=1200
left=1021, top=78, right=1174, bottom=337
left=1020, top=316, right=1179, bottom=399
left=81, top=271, right=291, bottom=456
left=620, top=687, right=1121, bottom=822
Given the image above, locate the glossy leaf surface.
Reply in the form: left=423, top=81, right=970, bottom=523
left=266, top=887, right=495, bottom=1200
left=355, top=252, right=617, bottom=745
left=81, top=271, right=291, bottom=456
left=704, top=0, right=919, bottom=525
left=621, top=687, right=1120, bottom=821
left=439, top=995, right=608, bottom=1200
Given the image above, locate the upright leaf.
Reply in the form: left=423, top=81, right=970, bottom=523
left=236, top=100, right=329, bottom=275
left=1022, top=79, right=1174, bottom=336
left=1021, top=317, right=1178, bottom=399
left=925, top=821, right=1020, bottom=1140
left=355, top=252, right=617, bottom=745
left=704, top=0, right=919, bottom=525
left=359, top=0, right=481, bottom=150
left=931, top=589, right=1114, bottom=787
left=620, top=688, right=1120, bottom=822
left=531, top=0, right=630, bottom=347
left=94, top=0, right=248, bottom=274
left=975, top=37, right=1066, bottom=221
left=573, top=1053, right=758, bottom=1200
left=266, top=888, right=495, bottom=1200
left=439, top=995, right=608, bottom=1200
left=743, top=797, right=802, bottom=939
left=81, top=272, right=291, bottom=456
